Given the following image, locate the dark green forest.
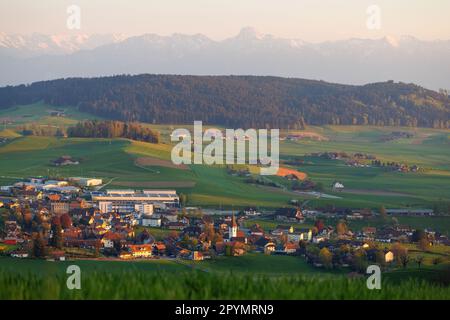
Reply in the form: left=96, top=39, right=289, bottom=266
left=67, top=120, right=160, bottom=143
left=0, top=74, right=449, bottom=128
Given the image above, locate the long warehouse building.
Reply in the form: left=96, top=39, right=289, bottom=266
left=92, top=190, right=180, bottom=214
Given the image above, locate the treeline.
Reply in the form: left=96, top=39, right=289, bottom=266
left=0, top=75, right=449, bottom=128
left=67, top=120, right=159, bottom=143
left=18, top=123, right=65, bottom=137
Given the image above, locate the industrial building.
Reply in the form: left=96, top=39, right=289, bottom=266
left=99, top=201, right=154, bottom=215
left=93, top=189, right=179, bottom=214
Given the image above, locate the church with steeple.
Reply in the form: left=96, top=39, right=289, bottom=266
left=229, top=213, right=238, bottom=239
left=226, top=213, right=247, bottom=243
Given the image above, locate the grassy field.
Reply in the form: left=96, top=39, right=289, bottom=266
left=135, top=226, right=178, bottom=241
left=1, top=132, right=449, bottom=209
left=0, top=256, right=186, bottom=274
left=243, top=218, right=314, bottom=231
left=1, top=103, right=450, bottom=211
left=184, top=253, right=347, bottom=277
left=0, top=136, right=296, bottom=207
left=280, top=125, right=450, bottom=207
left=319, top=216, right=450, bottom=234
left=0, top=102, right=102, bottom=126
left=0, top=256, right=449, bottom=299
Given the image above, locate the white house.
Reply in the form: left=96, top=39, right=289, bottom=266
left=141, top=216, right=161, bottom=227
left=385, top=251, right=394, bottom=263
left=332, top=181, right=345, bottom=191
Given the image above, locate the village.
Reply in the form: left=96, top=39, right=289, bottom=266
left=0, top=176, right=448, bottom=272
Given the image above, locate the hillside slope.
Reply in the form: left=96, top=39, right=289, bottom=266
left=0, top=75, right=449, bottom=128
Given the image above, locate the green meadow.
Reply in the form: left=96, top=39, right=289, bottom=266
left=1, top=103, right=450, bottom=210
left=182, top=253, right=347, bottom=277
left=0, top=256, right=449, bottom=299
left=0, top=102, right=102, bottom=126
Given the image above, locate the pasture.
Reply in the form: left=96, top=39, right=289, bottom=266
left=0, top=256, right=449, bottom=300
left=0, top=104, right=450, bottom=210
left=0, top=102, right=102, bottom=126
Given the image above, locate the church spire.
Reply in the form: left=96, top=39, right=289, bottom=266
left=229, top=211, right=238, bottom=239
left=231, top=212, right=237, bottom=228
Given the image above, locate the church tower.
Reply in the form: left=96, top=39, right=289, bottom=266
left=229, top=213, right=238, bottom=239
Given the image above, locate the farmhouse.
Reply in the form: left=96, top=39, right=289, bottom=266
left=385, top=251, right=394, bottom=263
left=190, top=251, right=204, bottom=261
left=154, top=242, right=166, bottom=255
left=101, top=232, right=123, bottom=248
left=283, top=242, right=299, bottom=254
left=274, top=208, right=304, bottom=222
left=264, top=242, right=276, bottom=255
left=52, top=156, right=79, bottom=166
left=332, top=181, right=345, bottom=191
left=127, top=244, right=153, bottom=258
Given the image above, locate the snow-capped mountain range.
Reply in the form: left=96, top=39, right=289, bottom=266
left=0, top=33, right=126, bottom=57
left=0, top=27, right=449, bottom=90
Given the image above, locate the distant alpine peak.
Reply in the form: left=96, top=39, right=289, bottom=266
left=235, top=26, right=265, bottom=40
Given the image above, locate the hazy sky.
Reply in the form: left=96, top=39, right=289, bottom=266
left=1, top=0, right=449, bottom=41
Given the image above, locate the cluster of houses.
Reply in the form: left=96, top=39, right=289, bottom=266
left=0, top=177, right=448, bottom=267
left=305, top=151, right=423, bottom=173
left=371, top=160, right=422, bottom=173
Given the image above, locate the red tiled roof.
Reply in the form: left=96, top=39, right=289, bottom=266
left=102, top=232, right=123, bottom=241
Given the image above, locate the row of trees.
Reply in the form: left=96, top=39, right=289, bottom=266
left=303, top=241, right=440, bottom=272
left=1, top=75, right=449, bottom=129
left=18, top=123, right=65, bottom=137
left=67, top=120, right=160, bottom=143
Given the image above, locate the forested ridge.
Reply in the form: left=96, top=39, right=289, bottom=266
left=0, top=74, right=449, bottom=128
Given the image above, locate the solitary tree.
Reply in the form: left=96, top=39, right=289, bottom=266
left=314, top=219, right=325, bottom=233
left=418, top=238, right=430, bottom=251
left=352, top=248, right=368, bottom=272
left=32, top=233, right=47, bottom=258
left=60, top=213, right=73, bottom=229
left=415, top=256, right=424, bottom=268
left=179, top=193, right=188, bottom=206
left=319, top=247, right=333, bottom=269
left=391, top=242, right=409, bottom=267
left=50, top=223, right=63, bottom=249
left=412, top=229, right=427, bottom=243
left=336, top=221, right=348, bottom=235
left=400, top=254, right=410, bottom=268
left=379, top=206, right=388, bottom=221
